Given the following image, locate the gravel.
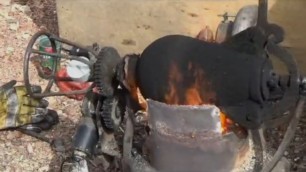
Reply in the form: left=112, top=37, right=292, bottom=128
left=0, top=1, right=81, bottom=171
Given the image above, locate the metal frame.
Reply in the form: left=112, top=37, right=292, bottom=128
left=23, top=31, right=98, bottom=98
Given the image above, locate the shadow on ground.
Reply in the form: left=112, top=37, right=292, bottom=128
left=12, top=0, right=59, bottom=35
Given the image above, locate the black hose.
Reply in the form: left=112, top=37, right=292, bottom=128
left=262, top=96, right=305, bottom=172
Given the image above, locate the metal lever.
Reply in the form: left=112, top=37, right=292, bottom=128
left=218, top=12, right=236, bottom=23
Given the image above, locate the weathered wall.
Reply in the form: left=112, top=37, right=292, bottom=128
left=56, top=0, right=306, bottom=72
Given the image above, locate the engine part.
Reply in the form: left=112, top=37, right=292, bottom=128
left=94, top=95, right=124, bottom=132
left=92, top=47, right=123, bottom=131
left=217, top=12, right=236, bottom=23
left=73, top=116, right=99, bottom=155
left=100, top=97, right=116, bottom=131
left=231, top=5, right=258, bottom=36
left=215, top=12, right=235, bottom=43
left=61, top=150, right=90, bottom=172
left=94, top=47, right=122, bottom=97
left=215, top=21, right=233, bottom=43
left=145, top=99, right=244, bottom=172
left=136, top=33, right=285, bottom=129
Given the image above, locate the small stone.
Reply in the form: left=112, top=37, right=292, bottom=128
left=7, top=19, right=19, bottom=31
left=52, top=86, right=59, bottom=92
left=27, top=143, right=33, bottom=154
left=9, top=23, right=19, bottom=31
left=51, top=138, right=66, bottom=152
left=5, top=141, right=12, bottom=147
left=0, top=0, right=11, bottom=6
left=22, top=32, right=31, bottom=39
left=11, top=4, right=31, bottom=15
left=57, top=110, right=63, bottom=115
left=22, top=5, right=31, bottom=15
left=0, top=49, right=5, bottom=57
left=6, top=131, right=21, bottom=140
left=294, top=157, right=300, bottom=162
left=284, top=151, right=289, bottom=156
left=6, top=47, right=14, bottom=54
left=38, top=165, right=49, bottom=172
left=47, top=97, right=58, bottom=106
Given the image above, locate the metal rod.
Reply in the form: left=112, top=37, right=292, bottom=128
left=250, top=129, right=264, bottom=172
left=31, top=49, right=92, bottom=66
left=31, top=49, right=62, bottom=58
left=262, top=97, right=305, bottom=172
left=257, top=0, right=268, bottom=28
left=31, top=89, right=90, bottom=98
left=49, top=35, right=98, bottom=57
left=122, top=96, right=135, bottom=172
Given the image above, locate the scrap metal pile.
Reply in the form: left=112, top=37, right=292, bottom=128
left=21, top=0, right=305, bottom=171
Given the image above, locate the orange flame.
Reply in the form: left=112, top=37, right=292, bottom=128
left=128, top=61, right=234, bottom=134
left=164, top=62, right=182, bottom=104
left=165, top=61, right=232, bottom=134
left=165, top=61, right=216, bottom=105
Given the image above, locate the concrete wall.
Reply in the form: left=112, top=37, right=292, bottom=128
left=56, top=0, right=306, bottom=72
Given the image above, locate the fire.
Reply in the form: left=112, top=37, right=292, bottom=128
left=185, top=62, right=208, bottom=105
left=165, top=61, right=215, bottom=105
left=165, top=61, right=232, bottom=134
left=164, top=62, right=182, bottom=104
left=185, top=88, right=202, bottom=105
left=129, top=60, right=234, bottom=134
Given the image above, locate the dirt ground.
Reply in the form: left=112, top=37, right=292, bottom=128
left=0, top=0, right=81, bottom=171
left=0, top=0, right=305, bottom=172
